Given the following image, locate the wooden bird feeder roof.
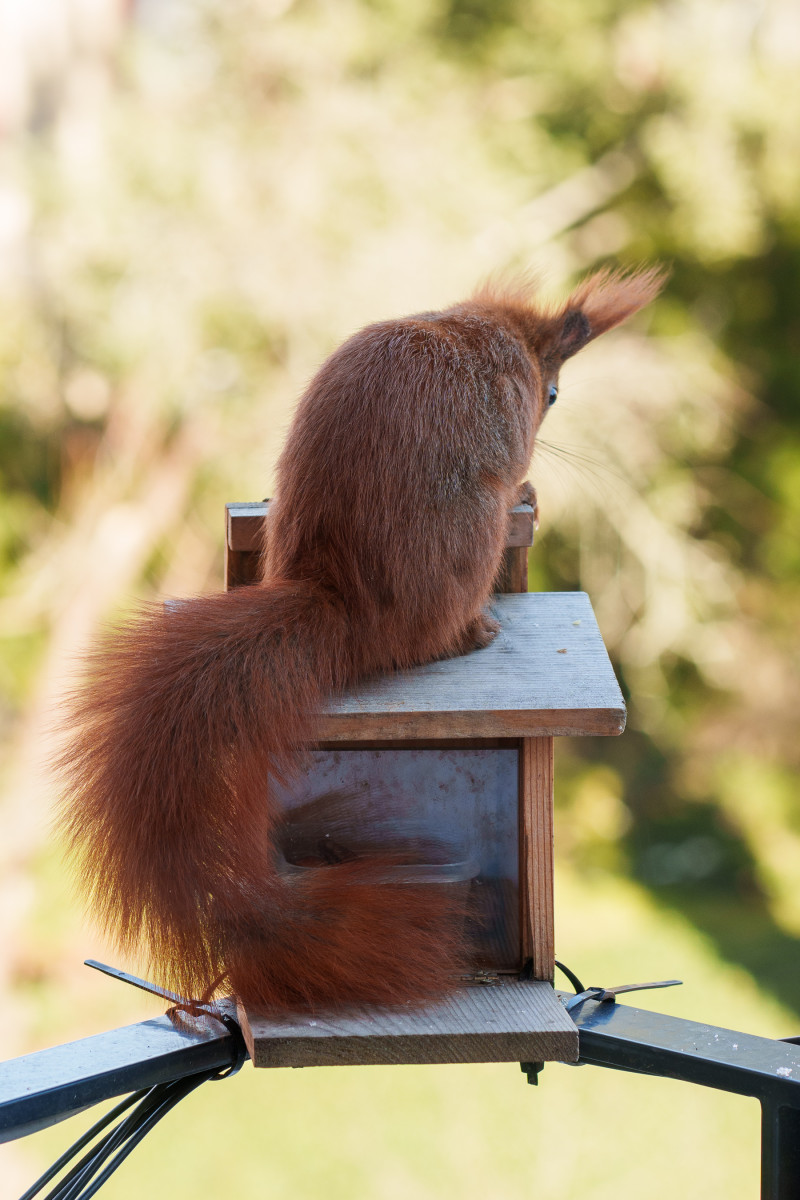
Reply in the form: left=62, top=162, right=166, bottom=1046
left=318, top=590, right=625, bottom=742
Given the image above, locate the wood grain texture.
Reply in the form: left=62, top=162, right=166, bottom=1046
left=224, top=542, right=259, bottom=591
left=520, top=737, right=554, bottom=980
left=226, top=501, right=535, bottom=553
left=505, top=507, right=535, bottom=549
left=227, top=501, right=268, bottom=553
left=316, top=591, right=625, bottom=741
left=496, top=546, right=529, bottom=594
left=238, top=980, right=577, bottom=1068
left=315, top=738, right=521, bottom=751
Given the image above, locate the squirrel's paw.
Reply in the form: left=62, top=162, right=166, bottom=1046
left=460, top=613, right=500, bottom=653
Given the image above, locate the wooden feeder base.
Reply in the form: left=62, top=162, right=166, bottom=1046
left=238, top=981, right=578, bottom=1069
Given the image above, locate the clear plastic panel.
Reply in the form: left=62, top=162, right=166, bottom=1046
left=269, top=748, right=520, bottom=970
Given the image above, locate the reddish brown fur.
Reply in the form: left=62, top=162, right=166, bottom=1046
left=57, top=268, right=664, bottom=1012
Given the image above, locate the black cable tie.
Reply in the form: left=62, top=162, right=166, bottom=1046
left=564, top=977, right=683, bottom=1015
left=14, top=962, right=252, bottom=1198
left=203, top=1011, right=248, bottom=1079
left=84, top=959, right=248, bottom=1074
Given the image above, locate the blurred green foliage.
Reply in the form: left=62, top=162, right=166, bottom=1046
left=1, top=0, right=799, bottom=1193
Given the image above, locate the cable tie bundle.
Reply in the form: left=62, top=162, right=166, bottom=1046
left=18, top=963, right=248, bottom=1200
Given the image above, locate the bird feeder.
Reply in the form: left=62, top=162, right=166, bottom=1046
left=224, top=501, right=625, bottom=1069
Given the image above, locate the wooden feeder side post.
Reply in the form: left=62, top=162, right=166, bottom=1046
left=519, top=736, right=554, bottom=980
left=224, top=503, right=264, bottom=591
left=491, top=505, right=556, bottom=983
left=224, top=544, right=254, bottom=591
left=495, top=503, right=533, bottom=594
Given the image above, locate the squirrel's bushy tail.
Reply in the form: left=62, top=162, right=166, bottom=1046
left=57, top=581, right=467, bottom=1010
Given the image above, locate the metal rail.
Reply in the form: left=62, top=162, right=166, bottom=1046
left=2, top=990, right=799, bottom=1197
left=558, top=990, right=800, bottom=1200
left=0, top=1012, right=239, bottom=1143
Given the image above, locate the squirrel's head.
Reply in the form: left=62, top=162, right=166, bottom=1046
left=531, top=265, right=667, bottom=414
left=477, top=265, right=667, bottom=419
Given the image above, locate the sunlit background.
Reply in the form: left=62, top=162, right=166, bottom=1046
left=1, top=0, right=799, bottom=1195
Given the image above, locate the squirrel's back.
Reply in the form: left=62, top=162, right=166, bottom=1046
left=267, top=306, right=540, bottom=670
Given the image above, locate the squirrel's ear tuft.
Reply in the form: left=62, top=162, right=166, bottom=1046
left=555, top=309, right=593, bottom=359
left=559, top=265, right=667, bottom=354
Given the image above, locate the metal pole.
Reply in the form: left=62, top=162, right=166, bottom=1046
left=761, top=1101, right=800, bottom=1200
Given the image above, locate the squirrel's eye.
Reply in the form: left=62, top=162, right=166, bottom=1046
left=548, top=385, right=558, bottom=407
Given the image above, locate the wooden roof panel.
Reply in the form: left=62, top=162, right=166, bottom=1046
left=318, top=591, right=625, bottom=740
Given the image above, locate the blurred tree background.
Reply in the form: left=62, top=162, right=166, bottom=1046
left=1, top=0, right=798, bottom=1196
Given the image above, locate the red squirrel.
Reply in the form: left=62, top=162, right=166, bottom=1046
left=57, top=268, right=664, bottom=1013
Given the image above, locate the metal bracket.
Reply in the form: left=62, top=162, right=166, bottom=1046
left=562, top=989, right=800, bottom=1199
